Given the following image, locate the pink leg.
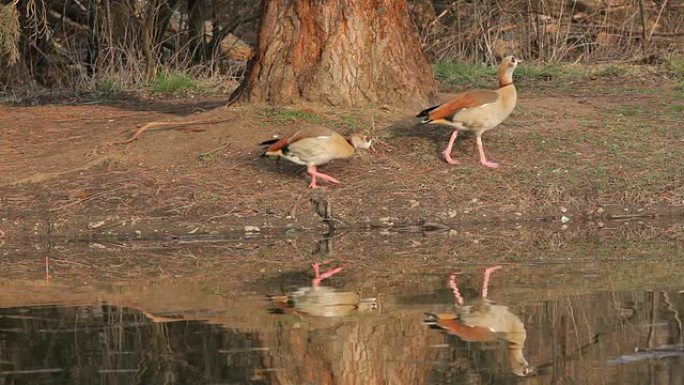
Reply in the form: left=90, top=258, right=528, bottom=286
left=313, top=172, right=340, bottom=184
left=307, top=166, right=320, bottom=189
left=442, top=130, right=460, bottom=165
left=481, top=265, right=502, bottom=298
left=312, top=262, right=343, bottom=287
left=307, top=165, right=341, bottom=189
left=448, top=273, right=465, bottom=305
left=476, top=136, right=498, bottom=168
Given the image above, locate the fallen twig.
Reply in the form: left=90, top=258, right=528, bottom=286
left=49, top=186, right=127, bottom=212
left=111, top=119, right=234, bottom=145
left=0, top=368, right=64, bottom=375
left=289, top=191, right=305, bottom=219
left=201, top=142, right=232, bottom=156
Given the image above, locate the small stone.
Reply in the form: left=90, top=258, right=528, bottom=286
left=379, top=217, right=394, bottom=226
left=473, top=239, right=480, bottom=244
left=560, top=206, right=568, bottom=213
left=597, top=221, right=605, bottom=228
left=448, top=210, right=457, bottom=218
left=560, top=215, right=570, bottom=223
left=596, top=207, right=605, bottom=214
left=561, top=224, right=568, bottom=230
left=244, top=226, right=261, bottom=233
left=471, top=198, right=478, bottom=203
left=88, top=221, right=105, bottom=229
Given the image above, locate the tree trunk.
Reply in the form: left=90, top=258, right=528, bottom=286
left=235, top=0, right=435, bottom=107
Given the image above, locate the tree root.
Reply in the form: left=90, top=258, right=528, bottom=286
left=111, top=118, right=234, bottom=145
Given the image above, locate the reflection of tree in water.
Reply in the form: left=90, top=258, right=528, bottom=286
left=262, top=262, right=438, bottom=385
left=425, top=338, right=522, bottom=385
left=0, top=305, right=266, bottom=385
left=259, top=315, right=439, bottom=385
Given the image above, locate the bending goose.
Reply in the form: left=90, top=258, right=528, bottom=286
left=261, top=126, right=372, bottom=189
left=417, top=56, right=521, bottom=168
left=269, top=263, right=378, bottom=318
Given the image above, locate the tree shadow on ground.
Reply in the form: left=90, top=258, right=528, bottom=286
left=5, top=91, right=232, bottom=117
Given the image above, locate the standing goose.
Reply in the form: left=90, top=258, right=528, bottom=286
left=417, top=56, right=522, bottom=168
left=260, top=126, right=372, bottom=189
left=425, top=266, right=533, bottom=377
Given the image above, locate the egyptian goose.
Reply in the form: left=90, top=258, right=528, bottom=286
left=417, top=56, right=522, bottom=168
left=260, top=126, right=372, bottom=189
left=425, top=266, right=533, bottom=377
left=269, top=263, right=378, bottom=317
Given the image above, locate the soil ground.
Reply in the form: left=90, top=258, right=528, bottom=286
left=0, top=70, right=683, bottom=301
left=1, top=72, right=682, bottom=241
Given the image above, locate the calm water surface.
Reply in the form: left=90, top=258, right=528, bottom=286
left=1, top=226, right=683, bottom=385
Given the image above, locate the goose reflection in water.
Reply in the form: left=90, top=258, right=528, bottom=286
left=268, top=262, right=378, bottom=318
left=425, top=265, right=534, bottom=377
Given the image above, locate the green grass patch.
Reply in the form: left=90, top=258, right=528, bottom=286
left=434, top=60, right=589, bottom=89
left=152, top=71, right=197, bottom=94
left=515, top=63, right=586, bottom=81
left=613, top=105, right=642, bottom=117
left=665, top=55, right=684, bottom=81
left=594, top=65, right=627, bottom=77
left=330, top=114, right=360, bottom=130
left=95, top=78, right=123, bottom=94
left=668, top=104, right=684, bottom=117
left=672, top=84, right=684, bottom=99
left=433, top=60, right=496, bottom=88
left=197, top=151, right=220, bottom=163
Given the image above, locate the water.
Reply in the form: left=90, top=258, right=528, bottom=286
left=1, top=221, right=683, bottom=384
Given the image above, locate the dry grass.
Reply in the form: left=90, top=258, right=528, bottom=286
left=0, top=2, right=20, bottom=64
left=413, top=0, right=683, bottom=64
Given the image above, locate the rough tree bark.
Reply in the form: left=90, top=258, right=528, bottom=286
left=235, top=0, right=435, bottom=107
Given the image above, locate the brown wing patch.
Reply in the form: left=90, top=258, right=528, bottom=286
left=436, top=319, right=496, bottom=342
left=428, top=90, right=499, bottom=121
left=265, top=126, right=335, bottom=152
left=265, top=136, right=292, bottom=152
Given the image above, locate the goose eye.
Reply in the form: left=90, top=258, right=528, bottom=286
left=511, top=57, right=516, bottom=63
